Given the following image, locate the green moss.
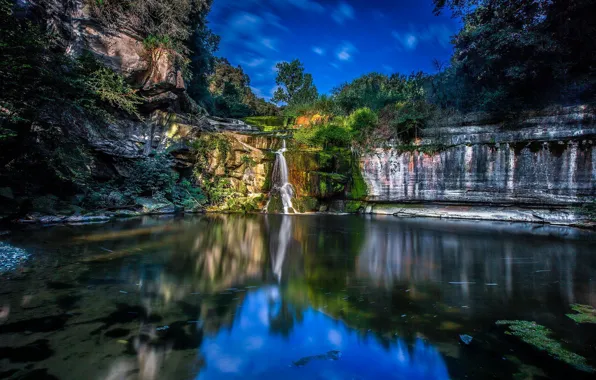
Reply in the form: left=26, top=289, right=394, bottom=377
left=496, top=320, right=594, bottom=372
left=348, top=161, right=368, bottom=200
left=566, top=304, right=596, bottom=324
left=345, top=201, right=362, bottom=213
left=267, top=193, right=284, bottom=213
left=294, top=196, right=319, bottom=213
left=243, top=116, right=287, bottom=131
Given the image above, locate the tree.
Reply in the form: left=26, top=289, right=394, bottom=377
left=272, top=59, right=318, bottom=106
left=206, top=59, right=279, bottom=117
left=333, top=72, right=426, bottom=115
left=187, top=20, right=220, bottom=109
left=432, top=0, right=596, bottom=111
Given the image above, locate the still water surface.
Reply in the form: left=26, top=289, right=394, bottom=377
left=1, top=214, right=595, bottom=379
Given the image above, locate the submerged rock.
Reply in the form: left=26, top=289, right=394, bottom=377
left=566, top=304, right=596, bottom=324
left=292, top=350, right=342, bottom=367
left=459, top=334, right=473, bottom=345
left=496, top=320, right=595, bottom=373
left=0, top=242, right=29, bottom=273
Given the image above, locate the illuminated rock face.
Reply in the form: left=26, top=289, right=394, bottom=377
left=361, top=108, right=596, bottom=206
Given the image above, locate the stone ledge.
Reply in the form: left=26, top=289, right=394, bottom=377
left=365, top=203, right=594, bottom=229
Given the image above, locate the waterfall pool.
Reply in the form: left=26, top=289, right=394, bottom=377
left=0, top=214, right=595, bottom=379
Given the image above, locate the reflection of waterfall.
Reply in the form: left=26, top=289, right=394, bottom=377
left=270, top=140, right=296, bottom=214
left=271, top=215, right=292, bottom=282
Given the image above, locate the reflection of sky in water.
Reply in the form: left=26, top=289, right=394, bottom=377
left=198, top=287, right=449, bottom=379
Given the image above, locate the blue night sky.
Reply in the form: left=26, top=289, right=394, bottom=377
left=207, top=0, right=461, bottom=102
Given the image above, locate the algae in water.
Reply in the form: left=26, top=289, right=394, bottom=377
left=566, top=304, right=596, bottom=324
left=496, top=320, right=594, bottom=373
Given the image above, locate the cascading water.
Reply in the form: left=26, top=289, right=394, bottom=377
left=268, top=140, right=297, bottom=214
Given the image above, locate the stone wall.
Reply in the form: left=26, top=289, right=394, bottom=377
left=361, top=106, right=596, bottom=206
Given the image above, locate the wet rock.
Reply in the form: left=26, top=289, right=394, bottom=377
left=135, top=198, right=175, bottom=215
left=0, top=242, right=30, bottom=273
left=459, top=334, right=473, bottom=345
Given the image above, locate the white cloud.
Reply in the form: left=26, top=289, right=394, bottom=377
left=242, top=58, right=266, bottom=67
left=330, top=62, right=340, bottom=69
left=260, top=38, right=278, bottom=51
left=336, top=41, right=357, bottom=61
left=332, top=2, right=355, bottom=25
left=392, top=24, right=453, bottom=51
left=263, top=11, right=289, bottom=32
left=312, top=46, right=325, bottom=56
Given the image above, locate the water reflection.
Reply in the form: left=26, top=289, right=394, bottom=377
left=1, top=214, right=595, bottom=379
left=198, top=287, right=449, bottom=379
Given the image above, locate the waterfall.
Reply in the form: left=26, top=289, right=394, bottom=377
left=269, top=140, right=297, bottom=214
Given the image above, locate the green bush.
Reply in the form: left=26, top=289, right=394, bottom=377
left=86, top=68, right=143, bottom=118
left=347, top=107, right=378, bottom=142
left=379, top=100, right=433, bottom=142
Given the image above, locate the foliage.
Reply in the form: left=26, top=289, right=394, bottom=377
left=333, top=72, right=426, bottom=115
left=88, top=0, right=212, bottom=45
left=272, top=59, right=319, bottom=107
left=346, top=107, right=378, bottom=143
left=430, top=0, right=596, bottom=112
left=496, top=320, right=594, bottom=372
left=243, top=116, right=287, bottom=131
left=379, top=100, right=433, bottom=142
left=187, top=20, right=220, bottom=109
left=0, top=0, right=144, bottom=125
left=192, top=134, right=237, bottom=205
left=204, top=58, right=279, bottom=118
left=86, top=68, right=143, bottom=118
left=85, top=154, right=206, bottom=210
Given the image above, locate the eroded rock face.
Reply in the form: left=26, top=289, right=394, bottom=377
left=30, top=0, right=184, bottom=95
left=361, top=108, right=596, bottom=206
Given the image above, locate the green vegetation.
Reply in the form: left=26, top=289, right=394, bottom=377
left=243, top=116, right=288, bottom=131
left=566, top=304, right=596, bottom=324
left=272, top=59, right=319, bottom=108
left=496, top=320, right=594, bottom=372
left=431, top=0, right=596, bottom=112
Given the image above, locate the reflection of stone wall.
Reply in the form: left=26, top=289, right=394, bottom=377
left=356, top=217, right=595, bottom=307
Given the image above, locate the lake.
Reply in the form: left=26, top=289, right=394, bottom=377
left=1, top=214, right=595, bottom=379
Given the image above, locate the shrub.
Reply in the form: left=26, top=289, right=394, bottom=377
left=347, top=107, right=378, bottom=142
left=379, top=100, right=433, bottom=142
left=85, top=68, right=143, bottom=118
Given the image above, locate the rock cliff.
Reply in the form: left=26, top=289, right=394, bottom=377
left=361, top=106, right=595, bottom=206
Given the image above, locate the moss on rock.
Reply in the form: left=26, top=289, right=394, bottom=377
left=566, top=304, right=596, bottom=324
left=496, top=320, right=594, bottom=372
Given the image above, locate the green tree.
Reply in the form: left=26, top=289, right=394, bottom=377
left=272, top=59, right=318, bottom=106
left=431, top=0, right=596, bottom=111
left=333, top=72, right=426, bottom=115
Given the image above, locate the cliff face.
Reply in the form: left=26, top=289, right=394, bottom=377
left=361, top=106, right=596, bottom=206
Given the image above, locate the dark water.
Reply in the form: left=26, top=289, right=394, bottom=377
left=1, top=214, right=596, bottom=379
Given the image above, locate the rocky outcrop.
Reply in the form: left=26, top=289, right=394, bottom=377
left=361, top=106, right=596, bottom=207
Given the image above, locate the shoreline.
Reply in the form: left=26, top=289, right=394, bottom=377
left=7, top=202, right=595, bottom=230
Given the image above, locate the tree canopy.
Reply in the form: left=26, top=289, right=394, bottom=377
left=272, top=60, right=319, bottom=107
